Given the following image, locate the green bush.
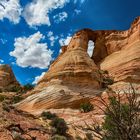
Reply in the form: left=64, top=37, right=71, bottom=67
left=75, top=136, right=83, bottom=140
left=0, top=95, right=6, bottom=102
left=85, top=133, right=93, bottom=140
left=102, top=77, right=114, bottom=88
left=81, top=85, right=140, bottom=140
left=2, top=103, right=10, bottom=112
left=41, top=111, right=57, bottom=120
left=50, top=117, right=68, bottom=135
left=99, top=70, right=108, bottom=75
left=98, top=70, right=114, bottom=88
left=11, top=96, right=24, bottom=104
left=80, top=102, right=94, bottom=113
left=23, top=84, right=34, bottom=91
left=104, top=70, right=109, bottom=74
left=13, top=134, right=25, bottom=140
left=51, top=135, right=67, bottom=140
left=0, top=89, right=2, bottom=93
left=10, top=86, right=22, bottom=92
left=102, top=97, right=131, bottom=138
left=103, top=78, right=114, bottom=85
left=102, top=94, right=140, bottom=140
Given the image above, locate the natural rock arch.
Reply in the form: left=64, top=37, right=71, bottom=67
left=69, top=28, right=108, bottom=65
left=36, top=17, right=140, bottom=86
left=16, top=17, right=140, bottom=112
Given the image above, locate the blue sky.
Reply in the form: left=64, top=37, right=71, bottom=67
left=0, top=0, right=140, bottom=85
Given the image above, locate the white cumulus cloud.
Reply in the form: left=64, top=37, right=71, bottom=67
left=59, top=35, right=72, bottom=46
left=47, top=31, right=58, bottom=47
left=0, top=59, right=4, bottom=63
left=32, top=72, right=45, bottom=84
left=53, top=11, right=68, bottom=23
left=0, top=0, right=22, bottom=24
left=10, top=31, right=53, bottom=69
left=23, top=0, right=70, bottom=27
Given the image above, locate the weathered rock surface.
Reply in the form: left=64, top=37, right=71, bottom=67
left=17, top=17, right=140, bottom=112
left=16, top=83, right=102, bottom=113
left=0, top=92, right=107, bottom=140
left=0, top=65, right=20, bottom=92
left=16, top=29, right=102, bottom=111
left=39, top=29, right=100, bottom=88
left=99, top=17, right=140, bottom=85
left=0, top=104, right=50, bottom=140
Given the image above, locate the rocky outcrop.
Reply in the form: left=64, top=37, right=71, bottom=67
left=0, top=65, right=20, bottom=92
left=39, top=29, right=100, bottom=88
left=17, top=17, right=140, bottom=112
left=16, top=29, right=103, bottom=112
left=99, top=17, right=140, bottom=85
left=16, top=84, right=102, bottom=113
left=0, top=105, right=50, bottom=140
left=41, top=17, right=140, bottom=85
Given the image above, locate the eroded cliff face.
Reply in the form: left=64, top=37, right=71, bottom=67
left=17, top=17, right=140, bottom=112
left=39, top=29, right=101, bottom=89
left=97, top=17, right=140, bottom=86
left=40, top=17, right=140, bottom=86
left=0, top=64, right=20, bottom=91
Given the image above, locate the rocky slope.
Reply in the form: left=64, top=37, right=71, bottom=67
left=0, top=102, right=50, bottom=140
left=0, top=92, right=106, bottom=140
left=0, top=65, right=20, bottom=92
left=16, top=17, right=140, bottom=113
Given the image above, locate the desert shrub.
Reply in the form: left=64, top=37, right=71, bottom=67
left=10, top=86, right=22, bottom=92
left=98, top=70, right=114, bottom=88
left=75, top=136, right=83, bottom=140
left=41, top=111, right=57, bottom=120
left=23, top=84, right=34, bottom=92
left=0, top=94, right=6, bottom=102
left=99, top=70, right=108, bottom=75
left=13, top=134, right=25, bottom=140
left=80, top=85, right=140, bottom=140
left=0, top=88, right=2, bottom=93
left=50, top=117, right=68, bottom=135
left=101, top=93, right=140, bottom=140
left=85, top=133, right=93, bottom=140
left=104, top=70, right=109, bottom=74
left=2, top=103, right=10, bottom=112
left=11, top=96, right=24, bottom=104
left=80, top=102, right=94, bottom=113
left=51, top=135, right=67, bottom=140
left=103, top=78, right=114, bottom=85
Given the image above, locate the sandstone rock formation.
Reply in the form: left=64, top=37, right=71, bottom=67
left=0, top=64, right=20, bottom=92
left=99, top=17, right=140, bottom=86
left=39, top=29, right=101, bottom=88
left=16, top=17, right=140, bottom=113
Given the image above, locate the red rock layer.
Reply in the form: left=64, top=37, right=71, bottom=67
left=0, top=65, right=20, bottom=91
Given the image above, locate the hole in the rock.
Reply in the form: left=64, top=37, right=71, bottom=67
left=87, top=40, right=95, bottom=57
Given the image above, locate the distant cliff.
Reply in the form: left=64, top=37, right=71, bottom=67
left=0, top=64, right=20, bottom=92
